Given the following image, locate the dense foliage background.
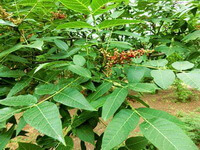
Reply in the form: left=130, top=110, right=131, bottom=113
left=0, top=0, right=200, bottom=149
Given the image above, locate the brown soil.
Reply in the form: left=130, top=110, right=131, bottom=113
left=133, top=89, right=200, bottom=115
left=6, top=89, right=200, bottom=150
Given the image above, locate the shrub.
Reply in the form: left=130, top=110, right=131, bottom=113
left=0, top=0, right=200, bottom=150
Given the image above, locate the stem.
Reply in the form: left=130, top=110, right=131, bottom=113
left=105, top=27, right=114, bottom=51
left=100, top=118, right=107, bottom=127
left=14, top=0, right=21, bottom=19
left=22, top=0, right=40, bottom=21
left=31, top=77, right=80, bottom=107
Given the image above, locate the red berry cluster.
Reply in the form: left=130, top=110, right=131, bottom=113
left=101, top=48, right=154, bottom=71
left=51, top=12, right=66, bottom=20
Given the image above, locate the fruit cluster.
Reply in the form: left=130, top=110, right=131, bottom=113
left=101, top=48, right=154, bottom=71
left=51, top=12, right=66, bottom=20
left=0, top=5, right=21, bottom=24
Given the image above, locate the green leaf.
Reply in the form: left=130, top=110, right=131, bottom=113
left=98, top=19, right=144, bottom=29
left=109, top=41, right=132, bottom=49
left=140, top=118, right=198, bottom=150
left=23, top=102, right=65, bottom=145
left=56, top=136, right=74, bottom=150
left=87, top=82, right=112, bottom=101
left=6, top=54, right=29, bottom=64
left=19, top=0, right=39, bottom=5
left=102, top=109, right=140, bottom=150
left=0, top=44, right=23, bottom=59
left=102, top=87, right=128, bottom=120
left=94, top=3, right=119, bottom=16
left=90, top=95, right=109, bottom=109
left=35, top=84, right=59, bottom=95
left=68, top=65, right=91, bottom=78
left=49, top=47, right=80, bottom=59
left=137, top=108, right=183, bottom=126
left=83, top=81, right=96, bottom=91
left=0, top=121, right=6, bottom=129
left=111, top=10, right=124, bottom=18
left=128, top=95, right=149, bottom=108
left=183, top=30, right=200, bottom=42
left=0, top=95, right=37, bottom=107
left=16, top=117, right=27, bottom=136
left=26, top=40, right=44, bottom=50
left=177, top=72, right=200, bottom=90
left=53, top=88, right=95, bottom=111
left=7, top=78, right=32, bottom=97
left=191, top=69, right=200, bottom=73
left=0, top=107, right=21, bottom=122
left=17, top=143, right=43, bottom=150
left=155, top=45, right=175, bottom=56
left=74, top=125, right=95, bottom=145
left=72, top=111, right=98, bottom=128
left=144, top=59, right=168, bottom=67
left=59, top=0, right=91, bottom=14
left=129, top=83, right=158, bottom=93
left=57, top=21, right=94, bottom=29
left=127, top=66, right=145, bottom=83
left=35, top=135, right=58, bottom=149
left=91, top=0, right=124, bottom=15
left=151, top=70, right=175, bottom=89
left=73, top=55, right=86, bottom=66
left=54, top=40, right=69, bottom=51
left=0, top=125, right=15, bottom=150
left=0, top=65, right=25, bottom=78
left=113, top=31, right=140, bottom=37
left=0, top=87, right=10, bottom=96
left=172, top=61, right=194, bottom=71
left=34, top=61, right=69, bottom=73
left=125, top=136, right=148, bottom=150
left=118, top=147, right=128, bottom=150
left=0, top=19, right=16, bottom=27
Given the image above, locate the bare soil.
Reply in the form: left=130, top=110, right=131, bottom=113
left=133, top=89, right=200, bottom=115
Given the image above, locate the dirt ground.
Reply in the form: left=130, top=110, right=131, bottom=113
left=7, top=89, right=200, bottom=150
left=133, top=89, right=200, bottom=114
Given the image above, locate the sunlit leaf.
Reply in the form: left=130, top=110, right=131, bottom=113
left=102, top=87, right=128, bottom=120
left=59, top=0, right=91, bottom=14
left=24, top=102, right=65, bottom=145
left=177, top=72, right=200, bottom=90
left=0, top=95, right=37, bottom=107
left=172, top=61, right=194, bottom=71
left=57, top=21, right=94, bottom=29
left=68, top=65, right=91, bottom=78
left=102, top=109, right=139, bottom=150
left=140, top=118, right=198, bottom=150
left=53, top=88, right=95, bottom=111
left=151, top=70, right=175, bottom=89
left=98, top=19, right=144, bottom=29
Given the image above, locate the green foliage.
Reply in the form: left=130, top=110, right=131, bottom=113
left=140, top=118, right=198, bottom=150
left=173, top=79, right=194, bottom=102
left=151, top=70, right=175, bottom=89
left=0, top=0, right=200, bottom=149
left=177, top=112, right=200, bottom=145
left=125, top=136, right=149, bottom=150
left=17, top=143, right=43, bottom=150
left=102, top=109, right=140, bottom=150
left=102, top=87, right=128, bottom=120
left=23, top=102, right=65, bottom=145
left=0, top=95, right=37, bottom=106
